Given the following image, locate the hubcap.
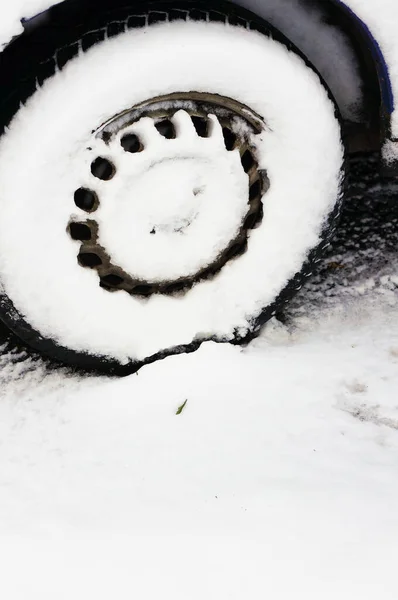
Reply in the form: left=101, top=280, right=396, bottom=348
left=69, top=93, right=269, bottom=297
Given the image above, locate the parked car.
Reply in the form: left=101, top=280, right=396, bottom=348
left=0, top=0, right=397, bottom=374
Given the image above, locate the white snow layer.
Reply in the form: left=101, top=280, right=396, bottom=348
left=0, top=22, right=343, bottom=363
left=0, top=0, right=365, bottom=122
left=96, top=112, right=249, bottom=281
left=2, top=0, right=398, bottom=144
left=0, top=296, right=397, bottom=599
left=3, top=0, right=398, bottom=159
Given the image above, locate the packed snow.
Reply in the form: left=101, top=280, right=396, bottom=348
left=0, top=158, right=397, bottom=599
left=0, top=21, right=343, bottom=364
left=4, top=0, right=398, bottom=159
left=0, top=291, right=398, bottom=599
left=96, top=112, right=249, bottom=281
left=0, top=4, right=397, bottom=598
left=0, top=0, right=372, bottom=123
left=1, top=0, right=397, bottom=135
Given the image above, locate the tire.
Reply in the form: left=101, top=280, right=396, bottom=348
left=0, top=2, right=346, bottom=375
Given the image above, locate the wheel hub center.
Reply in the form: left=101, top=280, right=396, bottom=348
left=126, top=158, right=207, bottom=233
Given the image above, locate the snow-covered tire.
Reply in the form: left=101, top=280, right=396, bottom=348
left=0, top=3, right=346, bottom=374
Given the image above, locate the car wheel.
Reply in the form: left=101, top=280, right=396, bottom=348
left=0, top=3, right=346, bottom=374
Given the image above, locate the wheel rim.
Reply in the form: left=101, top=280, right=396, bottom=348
left=68, top=93, right=269, bottom=297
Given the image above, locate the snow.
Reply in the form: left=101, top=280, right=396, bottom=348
left=0, top=0, right=367, bottom=122
left=0, top=6, right=396, bottom=597
left=96, top=112, right=249, bottom=281
left=3, top=0, right=398, bottom=149
left=0, top=153, right=396, bottom=599
left=0, top=293, right=398, bottom=599
left=0, top=21, right=343, bottom=364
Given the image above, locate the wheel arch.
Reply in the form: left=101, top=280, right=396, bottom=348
left=235, top=0, right=393, bottom=155
left=332, top=0, right=393, bottom=141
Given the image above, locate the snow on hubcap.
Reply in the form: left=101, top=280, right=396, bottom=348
left=69, top=93, right=269, bottom=297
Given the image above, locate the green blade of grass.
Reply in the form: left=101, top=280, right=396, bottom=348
left=176, top=399, right=188, bottom=415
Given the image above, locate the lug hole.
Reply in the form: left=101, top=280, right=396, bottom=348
left=191, top=116, right=208, bottom=138
left=222, top=127, right=237, bottom=151
left=78, top=252, right=102, bottom=268
left=250, top=204, right=264, bottom=229
left=100, top=274, right=124, bottom=287
left=74, top=188, right=98, bottom=212
left=255, top=204, right=264, bottom=226
left=91, top=157, right=115, bottom=180
left=226, top=240, right=247, bottom=261
left=132, top=284, right=154, bottom=297
left=249, top=179, right=262, bottom=200
left=121, top=134, right=143, bottom=153
left=155, top=120, right=176, bottom=139
left=244, top=212, right=259, bottom=231
left=69, top=222, right=92, bottom=241
left=241, top=150, right=255, bottom=173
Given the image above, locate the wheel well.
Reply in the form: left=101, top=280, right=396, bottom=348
left=325, top=0, right=389, bottom=151
left=236, top=0, right=388, bottom=153
left=331, top=1, right=392, bottom=117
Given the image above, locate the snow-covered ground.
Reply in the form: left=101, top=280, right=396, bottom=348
left=0, top=155, right=397, bottom=599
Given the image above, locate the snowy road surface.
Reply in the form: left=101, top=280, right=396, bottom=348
left=0, top=155, right=398, bottom=599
